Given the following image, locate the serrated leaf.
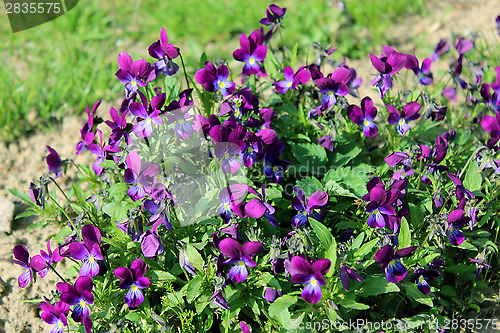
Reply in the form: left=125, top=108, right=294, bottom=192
left=268, top=295, right=297, bottom=317
left=310, top=219, right=333, bottom=251
left=295, top=177, right=323, bottom=197
left=358, top=275, right=399, bottom=297
left=400, top=217, right=411, bottom=248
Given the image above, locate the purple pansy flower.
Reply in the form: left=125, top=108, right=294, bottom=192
left=195, top=62, right=235, bottom=96
left=340, top=264, right=364, bottom=292
left=410, top=268, right=441, bottom=295
left=291, top=187, right=329, bottom=227
left=365, top=184, right=397, bottom=228
left=447, top=209, right=471, bottom=246
left=129, top=101, right=162, bottom=138
left=455, top=37, right=473, bottom=55
left=76, top=100, right=101, bottom=155
left=314, top=67, right=352, bottom=108
left=46, top=146, right=63, bottom=178
left=216, top=186, right=247, bottom=223
left=275, top=66, right=311, bottom=94
left=260, top=4, right=286, bottom=26
left=124, top=150, right=162, bottom=201
left=347, top=96, right=378, bottom=137
left=165, top=89, right=195, bottom=140
left=480, top=111, right=500, bottom=148
left=36, top=239, right=59, bottom=278
left=87, top=130, right=120, bottom=176
left=115, top=53, right=155, bottom=99
left=57, top=276, right=94, bottom=322
left=469, top=248, right=492, bottom=278
left=114, top=258, right=151, bottom=307
left=209, top=124, right=246, bottom=174
left=370, top=47, right=406, bottom=97
left=148, top=27, right=179, bottom=76
left=106, top=106, right=131, bottom=147
left=374, top=245, right=418, bottom=283
left=69, top=225, right=103, bottom=277
left=11, top=244, right=46, bottom=288
left=210, top=288, right=230, bottom=310
left=447, top=172, right=475, bottom=209
left=29, top=181, right=44, bottom=209
left=39, top=301, right=70, bottom=333
left=219, top=238, right=263, bottom=284
left=406, top=55, right=433, bottom=85
left=233, top=31, right=268, bottom=76
left=244, top=186, right=278, bottom=226
left=263, top=288, right=283, bottom=303
left=431, top=39, right=450, bottom=61
left=318, top=134, right=335, bottom=151
left=386, top=101, right=421, bottom=136
left=284, top=256, right=331, bottom=304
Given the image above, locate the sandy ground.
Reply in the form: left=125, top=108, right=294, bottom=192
left=1, top=0, right=499, bottom=331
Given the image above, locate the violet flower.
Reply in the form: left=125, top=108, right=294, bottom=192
left=216, top=185, right=247, bottom=223
left=263, top=288, right=283, bottom=303
left=124, top=150, right=161, bottom=201
left=259, top=4, right=286, bottom=26
left=106, top=106, right=131, bottom=147
left=29, top=181, right=44, bottom=209
left=244, top=186, right=278, bottom=226
left=447, top=172, right=475, bottom=209
left=431, top=39, right=450, bottom=61
left=140, top=230, right=164, bottom=258
left=129, top=101, right=162, bottom=138
left=148, top=27, right=179, bottom=76
left=114, top=258, right=151, bottom=307
left=447, top=209, right=471, bottom=246
left=210, top=288, right=230, bottom=310
left=406, top=55, right=433, bottom=85
left=46, top=146, right=63, bottom=178
left=291, top=187, right=329, bottom=227
left=284, top=256, right=331, bottom=304
left=370, top=48, right=406, bottom=97
left=340, top=264, right=364, bottom=292
left=313, top=67, right=351, bottom=108
left=469, top=249, right=492, bottom=278
left=387, top=101, right=421, bottom=136
left=195, top=62, right=235, bottom=96
left=347, top=96, right=378, bottom=137
left=219, top=238, right=263, bottom=283
left=11, top=244, right=46, bottom=288
left=87, top=130, right=120, bottom=176
left=39, top=301, right=70, bottom=333
left=233, top=31, right=267, bottom=76
left=365, top=185, right=397, bottom=228
left=275, top=66, right=311, bottom=94
left=374, top=245, right=418, bottom=283
left=166, top=88, right=195, bottom=140
left=36, top=239, right=59, bottom=278
left=410, top=268, right=441, bottom=295
left=209, top=124, right=246, bottom=174
left=318, top=134, right=335, bottom=151
left=57, top=276, right=94, bottom=322
left=115, top=53, right=155, bottom=99
left=69, top=224, right=103, bottom=277
left=76, top=100, right=101, bottom=155
left=480, top=111, right=500, bottom=148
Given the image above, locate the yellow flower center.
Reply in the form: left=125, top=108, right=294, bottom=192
left=302, top=211, right=308, bottom=216
left=80, top=300, right=86, bottom=308
left=419, top=276, right=425, bottom=283
left=310, top=278, right=317, bottom=286
left=235, top=109, right=241, bottom=117
left=398, top=119, right=406, bottom=125
left=218, top=81, right=226, bottom=89
left=131, top=285, right=138, bottom=292
left=248, top=146, right=254, bottom=153
left=89, top=256, right=95, bottom=263
left=249, top=57, right=256, bottom=65
left=272, top=166, right=278, bottom=172
left=58, top=322, right=63, bottom=328
left=131, top=80, right=137, bottom=87
left=328, top=91, right=333, bottom=96
left=373, top=209, right=379, bottom=215
left=178, top=119, right=185, bottom=124
left=287, top=81, right=292, bottom=88
left=363, top=120, right=370, bottom=126
left=146, top=118, right=152, bottom=124
left=224, top=203, right=230, bottom=210
left=223, top=153, right=230, bottom=159
left=238, top=261, right=245, bottom=267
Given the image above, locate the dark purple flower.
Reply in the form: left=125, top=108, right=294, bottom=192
left=314, top=67, right=351, bottom=108
left=481, top=111, right=500, bottom=148
left=318, top=134, right=335, bottom=151
left=447, top=209, right=471, bottom=246
left=481, top=83, right=500, bottom=113
left=365, top=185, right=397, bottom=228
left=216, top=185, right=247, bottom=223
left=11, top=245, right=45, bottom=288
left=195, top=62, right=235, bottom=96
left=260, top=4, right=286, bottom=25
left=124, top=150, right=161, bottom=201
left=275, top=66, right=311, bottom=94
left=40, top=301, right=69, bottom=333
left=36, top=239, right=59, bottom=278
left=165, top=89, right=195, bottom=140
left=148, top=27, right=179, bottom=76
left=210, top=288, right=230, bottom=310
left=263, top=288, right=283, bottom=303
left=406, top=55, right=433, bottom=85
left=431, top=39, right=450, bottom=61
left=46, top=146, right=63, bottom=178
left=291, top=187, right=329, bottom=227
left=410, top=268, right=441, bottom=295
left=374, top=245, right=418, bottom=283
left=69, top=225, right=103, bottom=277
left=219, top=238, right=263, bottom=283
left=129, top=101, right=162, bottom=138
left=370, top=48, right=406, bottom=97
left=115, top=53, right=155, bottom=99
left=244, top=186, right=278, bottom=226
left=347, top=97, right=378, bottom=137
left=86, top=130, right=120, bottom=176
left=209, top=124, right=246, bottom=174
left=447, top=172, right=475, bottom=209
left=29, top=181, right=44, bottom=209
left=455, top=37, right=473, bottom=55
left=57, top=276, right=94, bottom=322
left=105, top=106, right=131, bottom=147
left=139, top=230, right=164, bottom=257
left=340, top=264, right=364, bottom=292
left=387, top=101, right=421, bottom=136
left=114, top=258, right=150, bottom=307
left=76, top=100, right=101, bottom=155
left=233, top=31, right=267, bottom=76
left=284, top=256, right=331, bottom=304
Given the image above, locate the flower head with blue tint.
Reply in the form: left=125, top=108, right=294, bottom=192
left=469, top=247, right=492, bottom=278
left=284, top=256, right=331, bottom=304
left=114, top=258, right=151, bottom=307
left=374, top=245, right=418, bottom=283
left=195, top=61, right=235, bottom=96
left=69, top=225, right=103, bottom=277
left=40, top=301, right=69, bottom=333
left=291, top=187, right=328, bottom=227
left=410, top=268, right=441, bottom=295
left=347, top=96, right=378, bottom=137
left=447, top=209, right=471, bottom=246
left=340, top=264, right=364, bottom=292
left=129, top=101, right=162, bottom=138
left=260, top=4, right=286, bottom=26
left=314, top=67, right=351, bottom=108
left=219, top=238, right=263, bottom=283
left=11, top=244, right=46, bottom=288
left=46, top=146, right=63, bottom=178
left=406, top=55, right=433, bottom=85
left=387, top=101, right=421, bottom=136
left=115, top=53, right=155, bottom=99
left=124, top=150, right=162, bottom=201
left=275, top=66, right=311, bottom=94
left=233, top=30, right=267, bottom=76
left=370, top=47, right=406, bottom=97
left=244, top=185, right=278, bottom=226
left=57, top=276, right=94, bottom=322
left=148, top=27, right=179, bottom=76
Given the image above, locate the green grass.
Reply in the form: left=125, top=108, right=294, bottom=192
left=0, top=0, right=427, bottom=140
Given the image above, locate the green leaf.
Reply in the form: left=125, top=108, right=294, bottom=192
left=400, top=217, right=411, bottom=248
left=268, top=295, right=297, bottom=317
left=310, top=219, right=333, bottom=251
left=102, top=202, right=127, bottom=221
left=351, top=232, right=365, bottom=253
left=264, top=50, right=279, bottom=79
left=324, top=165, right=373, bottom=199
left=340, top=298, right=370, bottom=310
left=185, top=244, right=204, bottom=272
left=464, top=161, right=482, bottom=192
left=329, top=141, right=362, bottom=168
left=125, top=312, right=142, bottom=323
left=290, top=43, right=299, bottom=69
left=9, top=188, right=34, bottom=206
left=186, top=277, right=204, bottom=302
left=353, top=238, right=379, bottom=260
left=290, top=143, right=328, bottom=175
left=358, top=275, right=400, bottom=297
left=405, top=283, right=433, bottom=307
left=457, top=240, right=477, bottom=251
left=325, top=239, right=338, bottom=277
left=149, top=270, right=177, bottom=282
left=295, top=177, right=323, bottom=197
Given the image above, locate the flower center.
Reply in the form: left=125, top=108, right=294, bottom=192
left=223, top=153, right=230, bottom=159
left=146, top=118, right=152, bottom=124
left=58, top=321, right=63, bottom=328
left=131, top=284, right=138, bottom=292
left=224, top=203, right=230, bottom=210
left=131, top=80, right=137, bottom=87
left=302, top=211, right=308, bottom=216
left=88, top=256, right=95, bottom=263
left=310, top=278, right=317, bottom=286
left=398, top=119, right=406, bottom=125
left=363, top=120, right=370, bottom=126
left=272, top=166, right=278, bottom=172
left=328, top=91, right=334, bottom=96
left=80, top=300, right=86, bottom=308
left=248, top=146, right=254, bottom=153
left=287, top=81, right=292, bottom=88
left=218, top=81, right=226, bottom=89
left=249, top=57, right=256, bottom=65
left=418, top=276, right=425, bottom=283
left=238, top=261, right=245, bottom=267
left=178, top=119, right=185, bottom=124
left=373, top=209, right=379, bottom=215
